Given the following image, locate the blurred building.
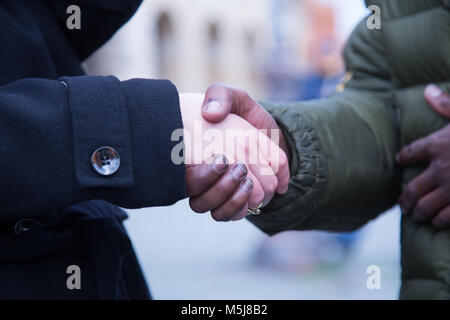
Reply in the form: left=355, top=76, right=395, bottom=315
left=265, top=0, right=347, bottom=100
left=84, top=0, right=351, bottom=100
left=85, top=0, right=294, bottom=97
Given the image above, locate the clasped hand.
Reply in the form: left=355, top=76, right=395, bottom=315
left=179, top=90, right=290, bottom=221
left=180, top=83, right=450, bottom=228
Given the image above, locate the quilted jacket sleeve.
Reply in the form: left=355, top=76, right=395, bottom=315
left=248, top=20, right=402, bottom=234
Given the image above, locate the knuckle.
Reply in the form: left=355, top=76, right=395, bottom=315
left=211, top=211, right=232, bottom=222
left=404, top=145, right=413, bottom=157
left=441, top=211, right=450, bottom=224
left=252, top=191, right=265, bottom=206
left=264, top=178, right=277, bottom=197
left=189, top=198, right=207, bottom=214
left=432, top=160, right=450, bottom=180
left=270, top=176, right=278, bottom=192
left=397, top=150, right=406, bottom=162
left=414, top=202, right=430, bottom=220
left=429, top=162, right=439, bottom=176
left=404, top=185, right=418, bottom=201
left=430, top=134, right=440, bottom=144
left=279, top=153, right=289, bottom=170
left=216, top=180, right=234, bottom=195
left=427, top=137, right=440, bottom=154
left=230, top=194, right=247, bottom=209
left=424, top=144, right=433, bottom=156
left=198, top=166, right=212, bottom=181
left=438, top=160, right=450, bottom=170
left=440, top=94, right=450, bottom=108
left=443, top=184, right=450, bottom=194
left=189, top=165, right=211, bottom=186
left=433, top=213, right=450, bottom=229
left=238, top=204, right=249, bottom=216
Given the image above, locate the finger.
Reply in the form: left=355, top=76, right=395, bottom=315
left=232, top=202, right=250, bottom=221
left=273, top=151, right=290, bottom=195
left=202, top=83, right=234, bottom=123
left=186, top=155, right=229, bottom=197
left=425, top=84, right=450, bottom=119
left=395, top=137, right=431, bottom=165
left=211, top=178, right=253, bottom=222
left=255, top=130, right=290, bottom=194
left=398, top=169, right=437, bottom=214
left=231, top=142, right=272, bottom=207
left=245, top=169, right=265, bottom=209
left=233, top=124, right=288, bottom=195
left=432, top=205, right=450, bottom=229
left=203, top=85, right=290, bottom=193
left=247, top=151, right=278, bottom=207
left=412, top=188, right=449, bottom=222
left=189, top=163, right=248, bottom=213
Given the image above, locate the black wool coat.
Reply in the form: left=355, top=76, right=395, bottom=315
left=0, top=0, right=186, bottom=299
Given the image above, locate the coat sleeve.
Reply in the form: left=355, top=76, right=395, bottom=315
left=248, top=20, right=402, bottom=234
left=48, top=0, right=143, bottom=60
left=0, top=75, right=186, bottom=220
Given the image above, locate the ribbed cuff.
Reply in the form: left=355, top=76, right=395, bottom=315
left=247, top=101, right=327, bottom=235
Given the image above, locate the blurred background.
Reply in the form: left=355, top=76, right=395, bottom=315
left=85, top=0, right=401, bottom=299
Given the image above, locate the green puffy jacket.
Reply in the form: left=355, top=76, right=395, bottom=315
left=249, top=0, right=450, bottom=299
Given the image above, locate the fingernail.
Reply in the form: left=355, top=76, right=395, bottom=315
left=241, top=178, right=253, bottom=192
left=212, top=155, right=228, bottom=173
left=204, top=100, right=222, bottom=113
left=425, top=84, right=443, bottom=99
left=233, top=164, right=247, bottom=181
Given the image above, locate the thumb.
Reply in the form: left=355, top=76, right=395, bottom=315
left=201, top=83, right=235, bottom=122
left=425, top=84, right=450, bottom=119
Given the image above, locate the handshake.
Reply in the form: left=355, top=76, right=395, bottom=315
left=177, top=84, right=291, bottom=222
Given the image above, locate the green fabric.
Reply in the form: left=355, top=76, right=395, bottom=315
left=248, top=0, right=450, bottom=299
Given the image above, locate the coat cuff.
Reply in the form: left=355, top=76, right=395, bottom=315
left=120, top=78, right=186, bottom=207
left=60, top=75, right=134, bottom=188
left=61, top=76, right=186, bottom=208
left=247, top=101, right=327, bottom=235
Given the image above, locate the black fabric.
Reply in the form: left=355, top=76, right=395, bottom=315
left=0, top=1, right=186, bottom=298
left=0, top=200, right=151, bottom=299
left=61, top=75, right=135, bottom=188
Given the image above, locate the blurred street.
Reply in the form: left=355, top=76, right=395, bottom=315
left=124, top=203, right=401, bottom=300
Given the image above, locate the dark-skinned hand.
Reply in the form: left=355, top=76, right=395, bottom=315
left=186, top=154, right=254, bottom=222
left=396, top=84, right=450, bottom=229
